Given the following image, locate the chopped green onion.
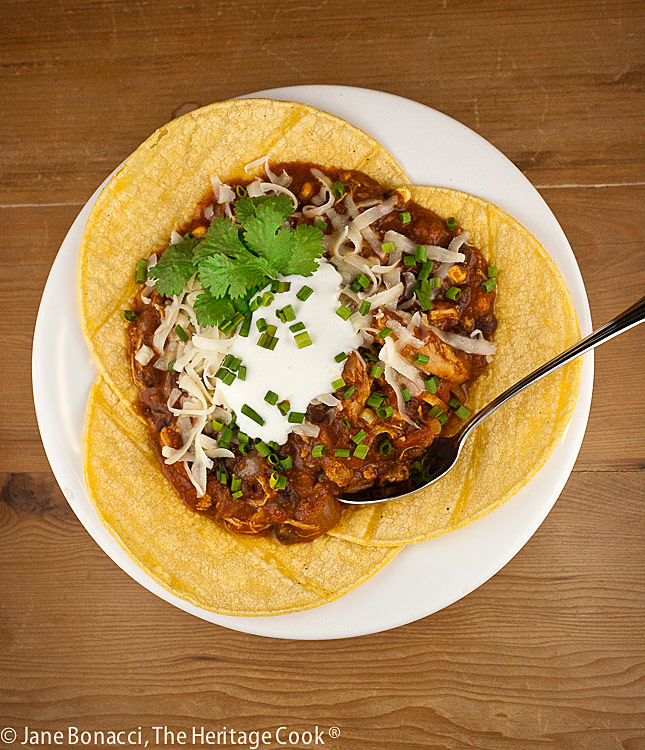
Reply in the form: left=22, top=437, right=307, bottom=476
left=359, top=300, right=372, bottom=316
left=455, top=405, right=471, bottom=420
left=341, top=418, right=351, bottom=430
left=236, top=431, right=250, bottom=445
left=167, top=360, right=176, bottom=372
left=268, top=440, right=279, bottom=451
left=376, top=405, right=394, bottom=419
left=363, top=352, right=379, bottom=362
left=350, top=279, right=363, bottom=293
left=415, top=244, right=427, bottom=262
left=288, top=412, right=305, bottom=424
left=366, top=392, right=386, bottom=408
left=269, top=472, right=287, bottom=490
left=400, top=211, right=412, bottom=224
left=418, top=261, right=433, bottom=281
left=241, top=404, right=265, bottom=426
left=222, top=354, right=237, bottom=370
left=265, top=324, right=277, bottom=337
left=277, top=281, right=291, bottom=293
left=281, top=304, right=295, bottom=322
left=336, top=305, right=352, bottom=321
left=135, top=258, right=148, bottom=283
left=236, top=185, right=247, bottom=197
left=403, top=256, right=417, bottom=267
left=334, top=352, right=348, bottom=363
left=352, top=430, right=367, bottom=444
left=267, top=453, right=280, bottom=466
left=237, top=365, right=247, bottom=381
left=429, top=277, right=442, bottom=289
left=438, top=413, right=448, bottom=425
left=356, top=274, right=370, bottom=289
left=216, top=462, right=228, bottom=485
left=294, top=331, right=313, bottom=349
left=334, top=448, right=350, bottom=458
left=488, top=266, right=498, bottom=278
left=232, top=490, right=243, bottom=500
left=353, top=444, right=369, bottom=460
left=401, top=387, right=411, bottom=402
left=211, top=419, right=225, bottom=432
left=448, top=397, right=461, bottom=409
left=414, top=353, right=430, bottom=366
left=482, top=278, right=497, bottom=292
left=376, top=327, right=393, bottom=339
left=316, top=220, right=327, bottom=231
left=312, top=444, right=326, bottom=458
left=379, top=437, right=392, bottom=456
left=257, top=332, right=272, bottom=349
left=425, top=375, right=438, bottom=394
left=410, top=460, right=423, bottom=474
left=231, top=476, right=242, bottom=493
left=297, top=285, right=314, bottom=301
left=331, top=377, right=346, bottom=391
left=279, top=455, right=292, bottom=471
left=215, top=367, right=235, bottom=385
left=123, top=310, right=138, bottom=322
left=289, top=321, right=306, bottom=333
left=332, top=181, right=346, bottom=198
left=256, top=318, right=267, bottom=332
left=264, top=390, right=279, bottom=405
left=342, top=385, right=356, bottom=400
left=415, top=288, right=434, bottom=311
left=255, top=441, right=272, bottom=457
left=267, top=336, right=278, bottom=351
left=370, top=364, right=383, bottom=379
left=250, top=296, right=262, bottom=312
left=381, top=241, right=395, bottom=253
left=262, top=291, right=274, bottom=307
left=428, top=405, right=444, bottom=419
left=239, top=314, right=252, bottom=338
left=446, top=216, right=457, bottom=230
left=446, top=286, right=461, bottom=301
left=277, top=400, right=290, bottom=416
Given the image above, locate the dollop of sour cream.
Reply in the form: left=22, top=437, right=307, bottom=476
left=218, top=261, right=361, bottom=443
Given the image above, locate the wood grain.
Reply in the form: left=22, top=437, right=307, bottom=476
left=0, top=0, right=643, bottom=747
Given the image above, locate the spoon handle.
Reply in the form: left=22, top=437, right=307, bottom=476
left=454, top=294, right=645, bottom=444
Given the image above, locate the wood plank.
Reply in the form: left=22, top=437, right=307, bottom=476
left=0, top=470, right=643, bottom=748
left=0, top=0, right=643, bottom=204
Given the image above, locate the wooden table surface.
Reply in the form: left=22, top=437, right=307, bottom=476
left=1, top=1, right=644, bottom=748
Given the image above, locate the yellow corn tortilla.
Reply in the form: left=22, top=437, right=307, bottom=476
left=78, top=98, right=408, bottom=413
left=84, top=377, right=400, bottom=616
left=329, top=186, right=582, bottom=546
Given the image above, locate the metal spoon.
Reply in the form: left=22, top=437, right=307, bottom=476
left=341, top=294, right=645, bottom=505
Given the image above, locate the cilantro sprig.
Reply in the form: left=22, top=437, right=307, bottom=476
left=148, top=194, right=324, bottom=328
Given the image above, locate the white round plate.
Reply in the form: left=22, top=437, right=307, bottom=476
left=33, top=86, right=592, bottom=640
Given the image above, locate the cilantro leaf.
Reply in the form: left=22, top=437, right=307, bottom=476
left=193, top=291, right=235, bottom=327
left=199, top=252, right=274, bottom=299
left=243, top=222, right=294, bottom=274
left=193, top=218, right=245, bottom=264
left=234, top=194, right=293, bottom=227
left=284, top=224, right=325, bottom=276
left=148, top=239, right=198, bottom=297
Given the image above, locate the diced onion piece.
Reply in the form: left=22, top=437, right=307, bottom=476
left=134, top=344, right=154, bottom=365
left=430, top=325, right=497, bottom=355
left=292, top=422, right=321, bottom=438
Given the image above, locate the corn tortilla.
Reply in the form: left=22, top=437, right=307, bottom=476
left=329, top=186, right=582, bottom=546
left=84, top=377, right=400, bottom=616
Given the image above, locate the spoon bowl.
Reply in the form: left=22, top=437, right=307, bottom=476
left=342, top=294, right=645, bottom=505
